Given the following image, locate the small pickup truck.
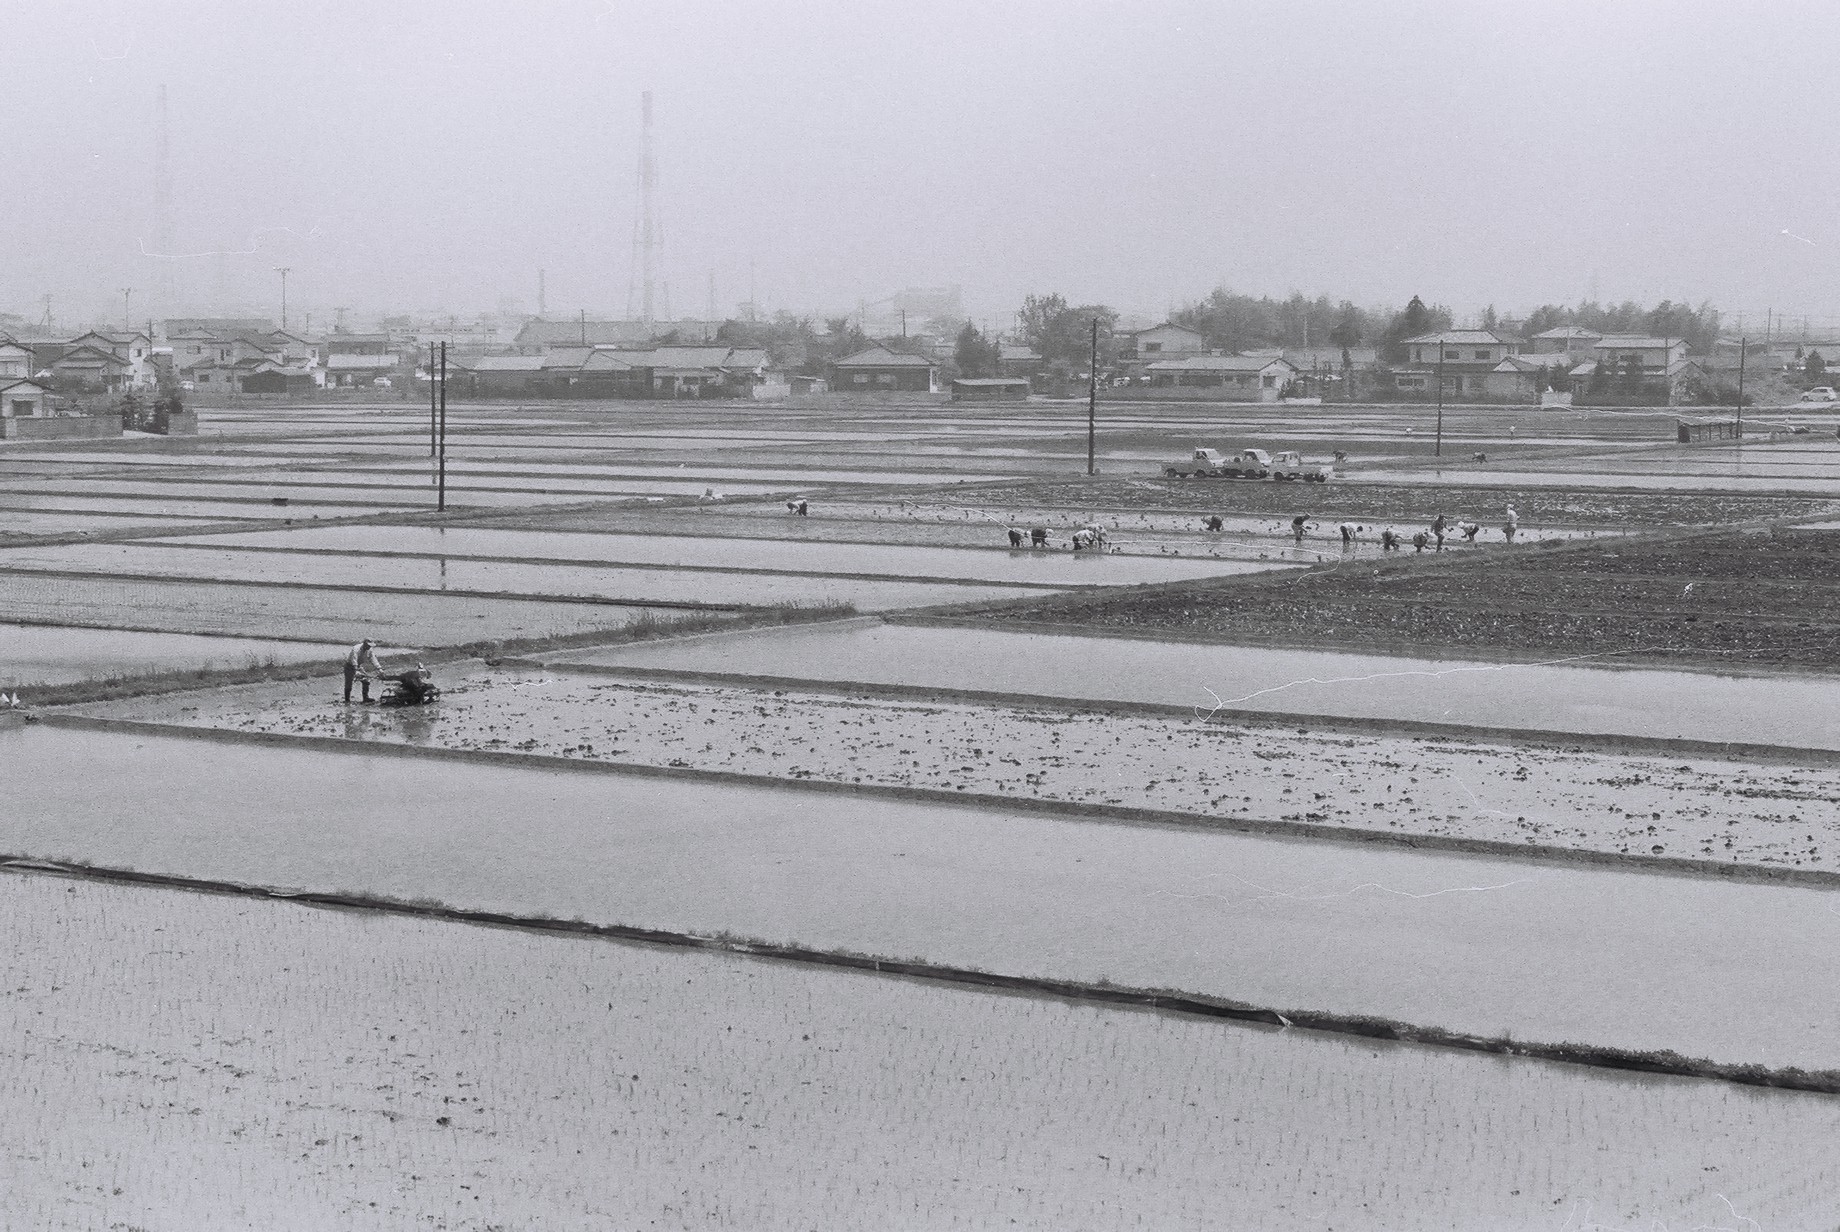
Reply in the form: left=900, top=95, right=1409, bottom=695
left=1268, top=450, right=1332, bottom=482
left=1163, top=447, right=1330, bottom=481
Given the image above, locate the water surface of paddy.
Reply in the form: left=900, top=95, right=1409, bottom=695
left=163, top=525, right=1293, bottom=585
left=0, top=542, right=1038, bottom=611
left=549, top=621, right=1840, bottom=749
left=0, top=623, right=343, bottom=687
left=6, top=722, right=1835, bottom=1069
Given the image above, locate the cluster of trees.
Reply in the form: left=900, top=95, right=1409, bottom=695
left=709, top=287, right=1733, bottom=387
left=117, top=376, right=185, bottom=433
left=715, top=312, right=874, bottom=375
left=1519, top=300, right=1721, bottom=354
left=1169, top=290, right=1406, bottom=356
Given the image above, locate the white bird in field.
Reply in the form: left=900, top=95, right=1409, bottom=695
left=1683, top=583, right=1695, bottom=597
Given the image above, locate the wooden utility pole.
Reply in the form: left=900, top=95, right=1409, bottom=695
left=1087, top=317, right=1098, bottom=475
left=273, top=267, right=290, bottom=330
left=429, top=343, right=438, bottom=458
left=1736, top=336, right=1747, bottom=438
left=437, top=342, right=448, bottom=512
left=1434, top=336, right=1445, bottom=458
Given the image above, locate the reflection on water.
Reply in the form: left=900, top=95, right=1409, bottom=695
left=7, top=722, right=1838, bottom=1070
left=157, top=525, right=1291, bottom=586
left=557, top=622, right=1840, bottom=750
left=0, top=623, right=341, bottom=688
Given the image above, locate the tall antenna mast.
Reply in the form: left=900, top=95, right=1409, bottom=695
left=639, top=90, right=658, bottom=324
left=537, top=268, right=546, bottom=318
left=154, top=84, right=175, bottom=318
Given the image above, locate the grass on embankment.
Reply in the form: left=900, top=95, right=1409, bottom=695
left=22, top=601, right=855, bottom=709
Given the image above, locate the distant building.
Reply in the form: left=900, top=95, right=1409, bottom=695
left=161, top=317, right=274, bottom=338
left=996, top=343, right=1044, bottom=379
left=1591, top=335, right=1689, bottom=373
left=66, top=330, right=155, bottom=388
left=1282, top=346, right=1378, bottom=372
left=512, top=318, right=720, bottom=354
left=449, top=354, right=551, bottom=396
left=323, top=333, right=406, bottom=388
left=490, top=344, right=775, bottom=399
left=46, top=344, right=132, bottom=392
left=1119, top=323, right=1208, bottom=377
left=1528, top=326, right=1602, bottom=358
left=169, top=327, right=322, bottom=390
left=1403, top=330, right=1522, bottom=366
left=1390, top=330, right=1533, bottom=398
left=0, top=341, right=33, bottom=380
left=828, top=344, right=938, bottom=393
left=0, top=377, right=54, bottom=418
left=1144, top=355, right=1297, bottom=400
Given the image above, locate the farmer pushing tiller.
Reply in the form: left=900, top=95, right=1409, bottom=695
left=342, top=638, right=440, bottom=707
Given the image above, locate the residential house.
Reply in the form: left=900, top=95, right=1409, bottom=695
left=1591, top=336, right=1689, bottom=374
left=829, top=345, right=938, bottom=393
left=1403, top=330, right=1522, bottom=367
left=1145, top=355, right=1298, bottom=401
left=0, top=378, right=54, bottom=417
left=66, top=330, right=155, bottom=388
left=322, top=333, right=406, bottom=388
left=46, top=344, right=131, bottom=391
left=0, top=341, right=33, bottom=380
left=1392, top=331, right=1531, bottom=398
left=451, top=354, right=551, bottom=397
left=996, top=343, right=1044, bottom=380
left=1528, top=326, right=1602, bottom=358
left=1119, top=323, right=1208, bottom=378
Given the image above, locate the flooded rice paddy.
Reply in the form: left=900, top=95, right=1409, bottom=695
left=551, top=620, right=1840, bottom=750
left=0, top=573, right=661, bottom=645
left=0, top=542, right=1039, bottom=611
left=5, top=869, right=1833, bottom=1232
left=162, top=524, right=1292, bottom=585
left=108, top=665, right=1840, bottom=870
left=0, top=624, right=343, bottom=687
left=8, top=722, right=1838, bottom=1069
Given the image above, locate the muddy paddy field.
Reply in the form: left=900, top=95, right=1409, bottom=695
left=7, top=395, right=1840, bottom=1226
left=983, top=526, right=1840, bottom=670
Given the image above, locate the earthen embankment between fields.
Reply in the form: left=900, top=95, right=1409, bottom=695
left=41, top=713, right=1840, bottom=890
left=517, top=657, right=1840, bottom=769
left=3, top=855, right=1834, bottom=1096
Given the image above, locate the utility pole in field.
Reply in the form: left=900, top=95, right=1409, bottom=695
left=1736, top=336, right=1747, bottom=439
left=1434, top=336, right=1445, bottom=458
left=273, top=267, right=290, bottom=330
left=437, top=342, right=448, bottom=512
left=429, top=342, right=438, bottom=458
left=1087, top=317, right=1098, bottom=476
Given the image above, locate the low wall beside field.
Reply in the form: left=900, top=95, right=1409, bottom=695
left=0, top=415, right=120, bottom=442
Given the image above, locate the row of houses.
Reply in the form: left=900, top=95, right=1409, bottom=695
left=0, top=322, right=421, bottom=396
left=444, top=341, right=946, bottom=398
left=1118, top=321, right=1714, bottom=401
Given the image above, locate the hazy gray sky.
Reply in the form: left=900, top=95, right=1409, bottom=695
left=7, top=0, right=1839, bottom=328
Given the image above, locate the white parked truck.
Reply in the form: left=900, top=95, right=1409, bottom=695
left=1268, top=450, right=1332, bottom=482
left=1164, top=447, right=1330, bottom=481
